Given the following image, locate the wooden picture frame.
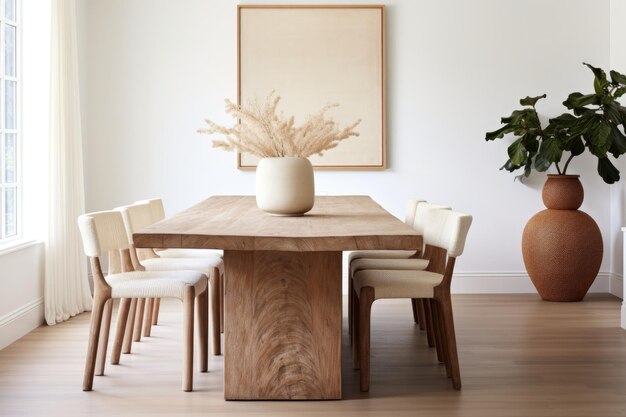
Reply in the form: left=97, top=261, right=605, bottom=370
left=237, top=5, right=386, bottom=170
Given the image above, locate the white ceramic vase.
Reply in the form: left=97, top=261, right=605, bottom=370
left=255, top=157, right=315, bottom=216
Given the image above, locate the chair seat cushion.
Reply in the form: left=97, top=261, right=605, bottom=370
left=156, top=248, right=223, bottom=259
left=353, top=269, right=444, bottom=300
left=350, top=257, right=429, bottom=278
left=107, top=270, right=207, bottom=300
left=141, top=257, right=223, bottom=278
left=348, top=250, right=417, bottom=264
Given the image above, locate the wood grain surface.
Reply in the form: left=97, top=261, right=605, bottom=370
left=2, top=295, right=625, bottom=416
left=224, top=250, right=342, bottom=400
left=133, top=196, right=420, bottom=252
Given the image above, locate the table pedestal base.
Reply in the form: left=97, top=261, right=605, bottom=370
left=224, top=250, right=342, bottom=400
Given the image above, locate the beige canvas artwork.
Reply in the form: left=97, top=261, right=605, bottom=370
left=238, top=6, right=386, bottom=169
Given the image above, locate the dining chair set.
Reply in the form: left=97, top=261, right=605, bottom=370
left=77, top=199, right=224, bottom=392
left=77, top=197, right=471, bottom=394
left=348, top=200, right=472, bottom=391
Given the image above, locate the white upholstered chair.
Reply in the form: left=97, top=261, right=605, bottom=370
left=349, top=202, right=451, bottom=348
left=77, top=210, right=208, bottom=392
left=352, top=208, right=472, bottom=391
left=136, top=198, right=223, bottom=259
left=135, top=198, right=225, bottom=333
left=347, top=199, right=422, bottom=341
left=117, top=202, right=223, bottom=355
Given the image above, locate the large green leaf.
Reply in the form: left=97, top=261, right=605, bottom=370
left=500, top=109, right=528, bottom=125
left=563, top=92, right=600, bottom=109
left=538, top=137, right=563, bottom=162
left=610, top=70, right=626, bottom=85
left=573, top=107, right=594, bottom=117
left=521, top=134, right=539, bottom=153
left=568, top=112, right=596, bottom=137
left=609, top=125, right=626, bottom=158
left=586, top=119, right=612, bottom=157
left=507, top=138, right=527, bottom=166
left=584, top=62, right=607, bottom=81
left=615, top=87, right=626, bottom=99
left=598, top=157, right=620, bottom=184
left=485, top=124, right=514, bottom=141
left=549, top=113, right=577, bottom=128
left=564, top=136, right=585, bottom=156
left=605, top=101, right=623, bottom=124
left=519, top=94, right=546, bottom=107
left=595, top=76, right=611, bottom=96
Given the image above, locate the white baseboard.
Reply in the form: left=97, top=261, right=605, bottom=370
left=610, top=273, right=623, bottom=299
left=450, top=271, right=612, bottom=294
left=0, top=297, right=44, bottom=350
left=621, top=301, right=626, bottom=330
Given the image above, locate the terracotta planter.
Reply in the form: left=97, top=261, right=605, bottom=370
left=521, top=175, right=603, bottom=301
left=255, top=157, right=315, bottom=216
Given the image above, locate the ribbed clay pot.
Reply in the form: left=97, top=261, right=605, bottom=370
left=255, top=157, right=315, bottom=216
left=521, top=174, right=603, bottom=301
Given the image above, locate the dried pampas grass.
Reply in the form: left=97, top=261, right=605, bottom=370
left=198, top=92, right=361, bottom=158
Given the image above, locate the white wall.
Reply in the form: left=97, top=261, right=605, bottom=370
left=0, top=243, right=45, bottom=349
left=77, top=0, right=615, bottom=293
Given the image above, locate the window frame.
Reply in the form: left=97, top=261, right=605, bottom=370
left=0, top=0, right=21, bottom=245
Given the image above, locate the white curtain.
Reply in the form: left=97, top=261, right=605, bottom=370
left=44, top=0, right=92, bottom=325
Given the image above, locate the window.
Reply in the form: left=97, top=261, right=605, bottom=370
left=0, top=0, right=18, bottom=242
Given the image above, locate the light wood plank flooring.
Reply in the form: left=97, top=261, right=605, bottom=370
left=0, top=294, right=625, bottom=417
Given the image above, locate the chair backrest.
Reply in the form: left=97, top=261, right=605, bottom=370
left=423, top=209, right=472, bottom=258
left=116, top=202, right=155, bottom=244
left=412, top=202, right=451, bottom=234
left=135, top=198, right=165, bottom=222
left=404, top=199, right=425, bottom=224
left=77, top=210, right=130, bottom=257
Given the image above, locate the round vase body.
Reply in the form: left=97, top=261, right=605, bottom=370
left=521, top=175, right=603, bottom=302
left=255, top=157, right=315, bottom=216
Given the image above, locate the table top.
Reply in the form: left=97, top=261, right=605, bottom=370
left=133, top=195, right=421, bottom=252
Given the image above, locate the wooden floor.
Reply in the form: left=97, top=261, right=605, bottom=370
left=0, top=294, right=625, bottom=417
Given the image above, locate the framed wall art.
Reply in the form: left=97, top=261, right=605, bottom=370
left=237, top=5, right=386, bottom=169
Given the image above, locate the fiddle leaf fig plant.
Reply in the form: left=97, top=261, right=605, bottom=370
left=486, top=63, right=626, bottom=184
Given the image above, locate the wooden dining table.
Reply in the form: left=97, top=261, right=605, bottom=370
left=133, top=195, right=421, bottom=400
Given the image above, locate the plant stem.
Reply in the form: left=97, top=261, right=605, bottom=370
left=555, top=162, right=563, bottom=175
left=562, top=153, right=575, bottom=174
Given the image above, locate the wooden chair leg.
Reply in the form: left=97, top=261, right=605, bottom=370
left=123, top=298, right=137, bottom=354
left=133, top=298, right=145, bottom=342
left=411, top=298, right=419, bottom=324
left=423, top=299, right=436, bottom=348
left=436, top=294, right=461, bottom=390
left=210, top=271, right=221, bottom=355
left=83, top=295, right=109, bottom=391
left=197, top=287, right=209, bottom=372
left=111, top=298, right=131, bottom=365
left=351, top=287, right=361, bottom=370
left=219, top=272, right=224, bottom=334
left=183, top=287, right=195, bottom=392
left=359, top=286, right=375, bottom=392
left=431, top=299, right=445, bottom=363
left=417, top=299, right=427, bottom=331
left=151, top=298, right=160, bottom=325
left=95, top=299, right=113, bottom=376
left=434, top=299, right=452, bottom=378
left=143, top=298, right=153, bottom=337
